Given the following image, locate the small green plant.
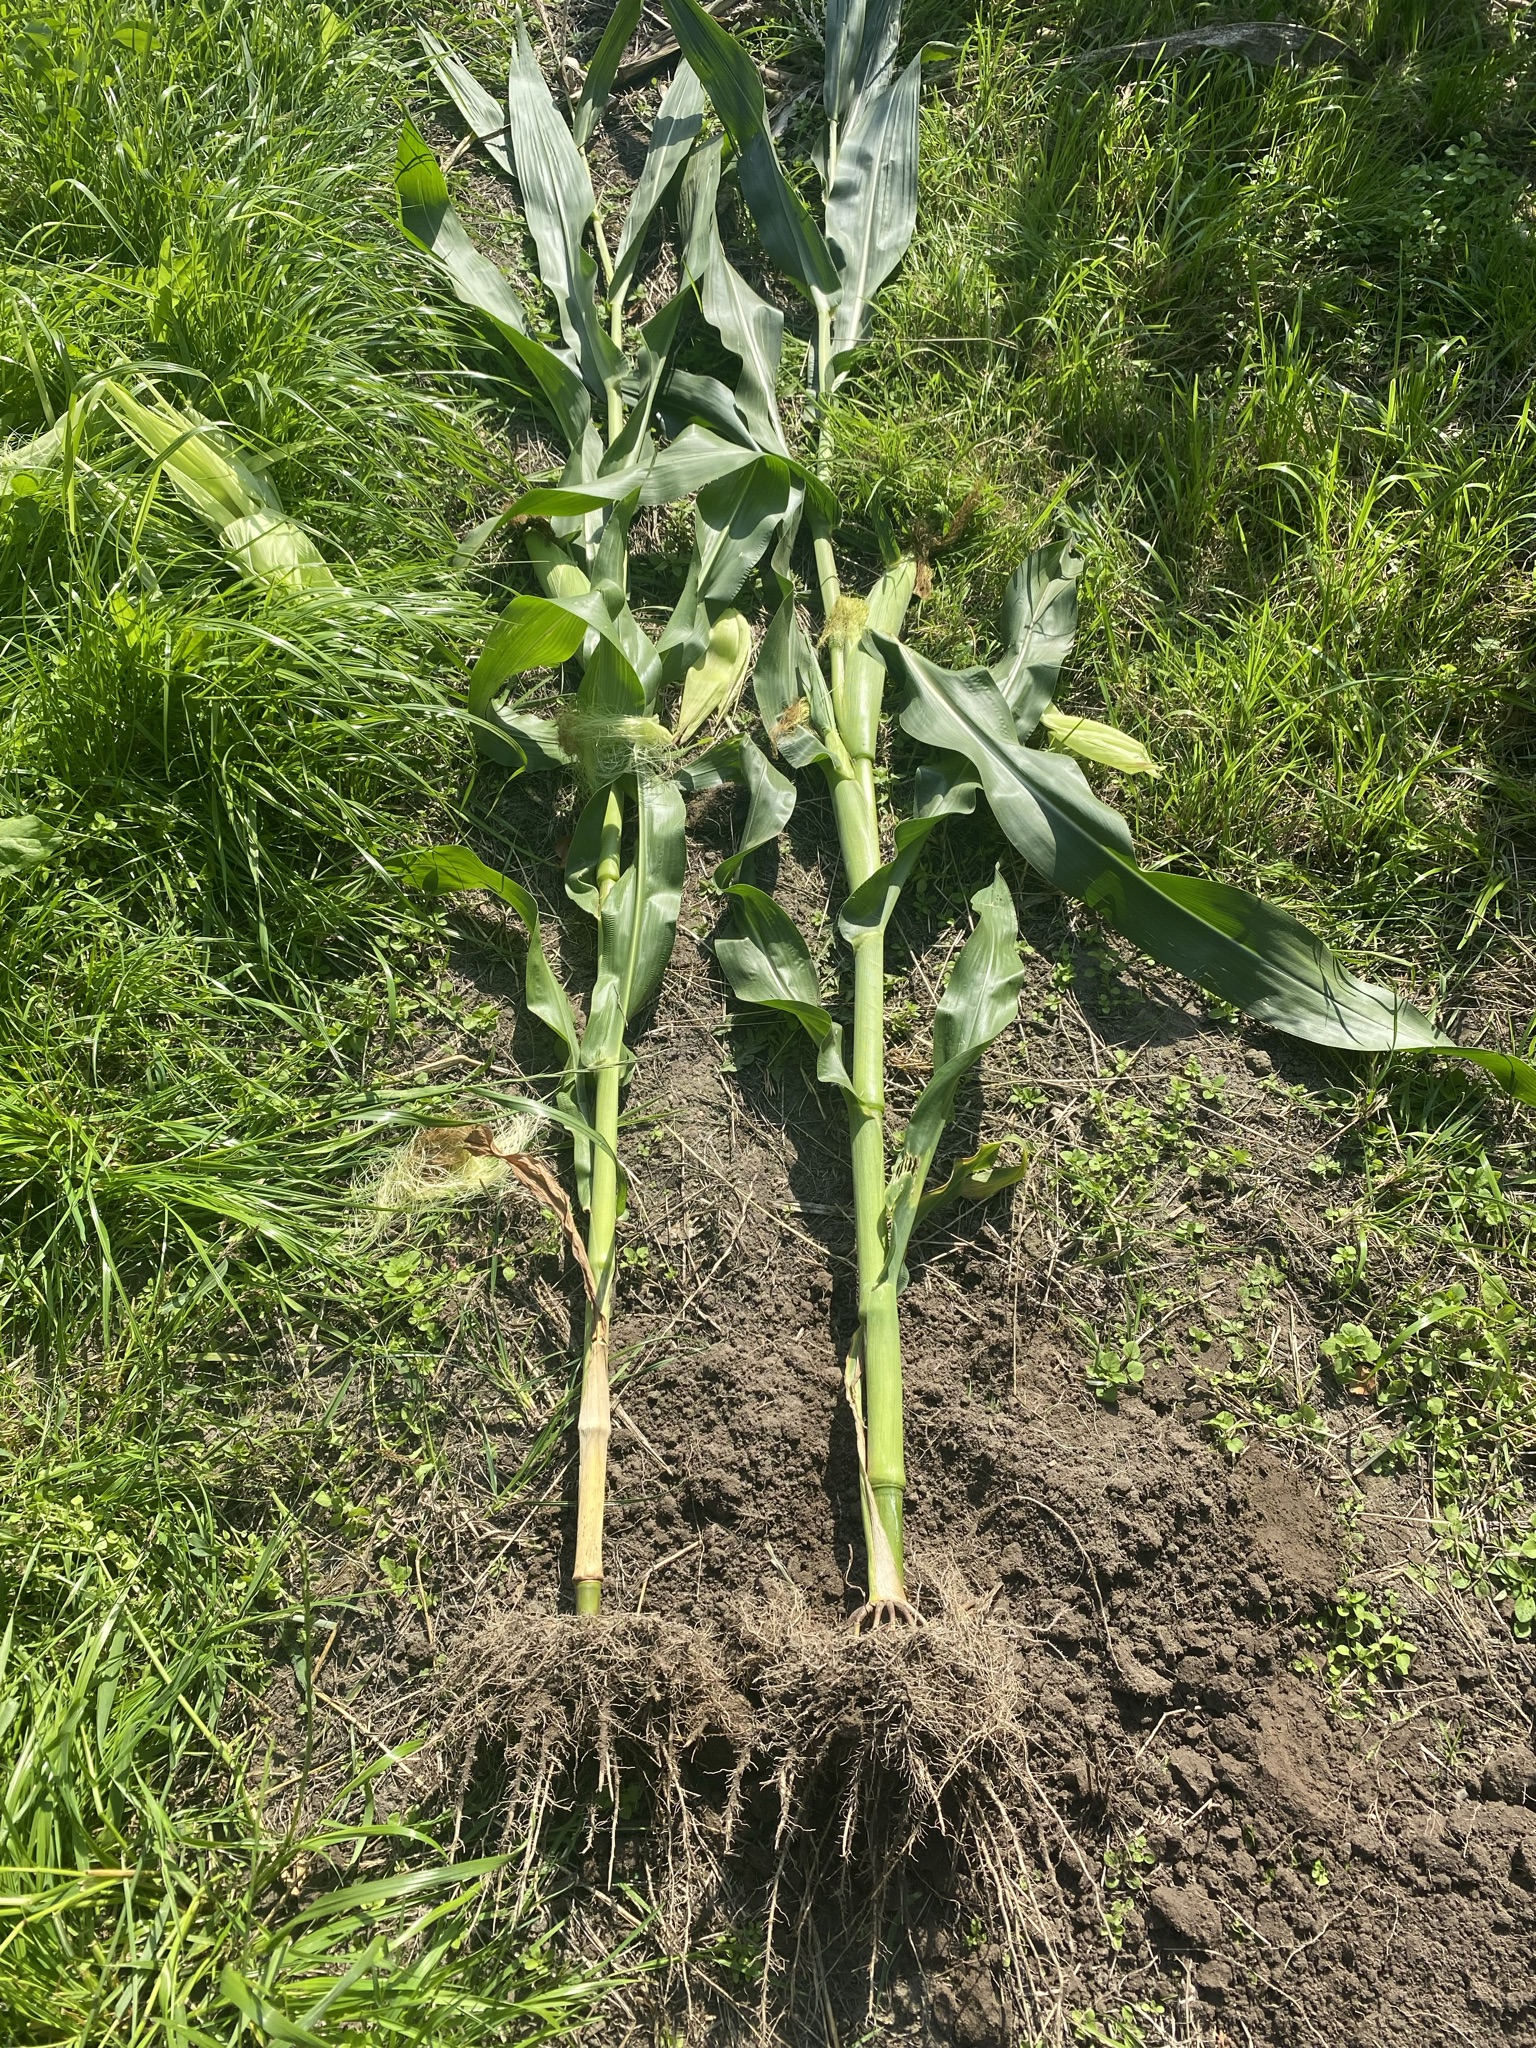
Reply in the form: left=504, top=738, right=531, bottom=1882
left=1299, top=1585, right=1417, bottom=1704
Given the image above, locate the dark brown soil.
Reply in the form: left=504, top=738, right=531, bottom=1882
left=270, top=760, right=1536, bottom=2047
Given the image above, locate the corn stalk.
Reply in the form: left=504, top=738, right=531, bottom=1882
left=393, top=11, right=803, bottom=1613
left=660, top=0, right=1536, bottom=1621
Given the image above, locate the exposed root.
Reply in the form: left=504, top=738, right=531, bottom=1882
left=850, top=1596, right=922, bottom=1634
left=430, top=1575, right=1092, bottom=2043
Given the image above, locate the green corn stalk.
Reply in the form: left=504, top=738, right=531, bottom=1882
left=664, top=0, right=1536, bottom=1622
left=393, top=10, right=804, bottom=1614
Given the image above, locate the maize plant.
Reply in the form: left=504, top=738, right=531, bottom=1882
left=392, top=10, right=812, bottom=1613
left=653, top=0, right=1536, bottom=1622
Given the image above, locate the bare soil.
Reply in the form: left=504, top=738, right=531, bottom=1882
left=271, top=766, right=1536, bottom=2047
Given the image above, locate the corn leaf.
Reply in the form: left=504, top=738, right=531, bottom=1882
left=834, top=554, right=917, bottom=758
left=470, top=590, right=657, bottom=760
left=992, top=541, right=1085, bottom=734
left=1039, top=706, right=1160, bottom=776
left=753, top=596, right=833, bottom=767
left=694, top=456, right=797, bottom=604
left=680, top=142, right=790, bottom=454
left=421, top=29, right=513, bottom=172
left=884, top=633, right=1536, bottom=1100
left=661, top=0, right=841, bottom=303
left=602, top=776, right=687, bottom=1022
left=391, top=846, right=580, bottom=1077
left=506, top=11, right=626, bottom=399
left=613, top=61, right=707, bottom=296
left=915, top=1140, right=1028, bottom=1223
left=572, top=0, right=645, bottom=146
left=824, top=0, right=901, bottom=125
left=716, top=884, right=853, bottom=1090
left=826, top=52, right=921, bottom=363
left=396, top=120, right=592, bottom=448
left=715, top=736, right=797, bottom=881
left=881, top=869, right=1024, bottom=1286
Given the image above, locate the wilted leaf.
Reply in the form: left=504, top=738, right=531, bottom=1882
left=613, top=61, right=707, bottom=296
left=826, top=53, right=921, bottom=363
left=716, top=883, right=853, bottom=1090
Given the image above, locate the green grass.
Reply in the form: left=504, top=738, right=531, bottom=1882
left=0, top=1, right=607, bottom=2038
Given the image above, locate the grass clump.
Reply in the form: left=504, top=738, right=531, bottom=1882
left=0, top=2, right=605, bottom=2038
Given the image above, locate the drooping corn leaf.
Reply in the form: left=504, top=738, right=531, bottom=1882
left=0, top=816, right=58, bottom=884
left=753, top=595, right=833, bottom=767
left=716, top=883, right=853, bottom=1090
left=469, top=589, right=659, bottom=761
left=660, top=0, right=842, bottom=303
left=880, top=869, right=1024, bottom=1287
left=396, top=120, right=592, bottom=448
left=676, top=607, right=752, bottom=741
left=715, top=736, right=798, bottom=881
left=680, top=141, right=790, bottom=454
left=915, top=1140, right=1028, bottom=1223
left=421, top=28, right=512, bottom=173
left=572, top=0, right=644, bottom=146
left=694, top=456, right=798, bottom=604
left=883, top=633, right=1536, bottom=1101
left=992, top=541, right=1084, bottom=735
left=826, top=52, right=921, bottom=364
left=824, top=0, right=901, bottom=125
left=505, top=11, right=626, bottom=399
left=613, top=60, right=707, bottom=296
left=656, top=370, right=758, bottom=448
left=391, top=845, right=580, bottom=1077
left=1039, top=706, right=1160, bottom=776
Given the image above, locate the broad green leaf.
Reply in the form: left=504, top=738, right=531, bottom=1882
left=644, top=424, right=762, bottom=502
left=826, top=54, right=921, bottom=364
left=715, top=736, right=797, bottom=881
left=421, top=29, right=512, bottom=173
left=837, top=814, right=937, bottom=943
left=469, top=589, right=658, bottom=762
left=391, top=845, right=580, bottom=1076
left=694, top=457, right=797, bottom=604
left=884, top=634, right=1536, bottom=1101
left=396, top=120, right=591, bottom=448
left=824, top=0, right=900, bottom=125
left=660, top=0, right=842, bottom=303
left=676, top=608, right=752, bottom=741
left=683, top=143, right=789, bottom=453
left=1039, top=705, right=1160, bottom=777
left=572, top=0, right=644, bottom=147
left=495, top=711, right=574, bottom=771
left=656, top=370, right=757, bottom=449
left=753, top=596, right=832, bottom=767
left=992, top=542, right=1084, bottom=735
left=526, top=531, right=591, bottom=599
left=881, top=870, right=1024, bottom=1286
left=613, top=62, right=707, bottom=296
left=717, top=884, right=853, bottom=1090
left=506, top=11, right=626, bottom=398
left=835, top=555, right=916, bottom=759
left=0, top=816, right=57, bottom=883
